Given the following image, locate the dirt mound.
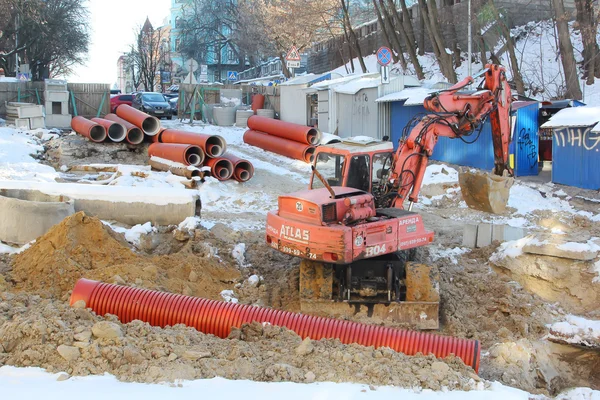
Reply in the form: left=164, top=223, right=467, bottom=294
left=11, top=212, right=240, bottom=299
left=0, top=291, right=482, bottom=389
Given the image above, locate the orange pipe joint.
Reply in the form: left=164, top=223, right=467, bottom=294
left=70, top=279, right=481, bottom=373
left=91, top=117, right=127, bottom=143
left=115, top=104, right=161, bottom=136
left=104, top=113, right=144, bottom=145
left=243, top=130, right=315, bottom=163
left=205, top=157, right=234, bottom=181
left=251, top=93, right=265, bottom=114
left=160, top=129, right=227, bottom=158
left=148, top=143, right=204, bottom=166
left=247, top=115, right=321, bottom=145
left=222, top=153, right=254, bottom=182
left=71, top=116, right=107, bottom=143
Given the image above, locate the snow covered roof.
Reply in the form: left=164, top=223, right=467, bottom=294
left=333, top=76, right=382, bottom=95
left=310, top=73, right=376, bottom=91
left=375, top=87, right=435, bottom=105
left=280, top=72, right=341, bottom=87
left=540, top=106, right=600, bottom=128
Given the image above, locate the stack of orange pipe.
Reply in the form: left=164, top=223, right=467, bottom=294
left=149, top=128, right=254, bottom=183
left=243, top=116, right=321, bottom=163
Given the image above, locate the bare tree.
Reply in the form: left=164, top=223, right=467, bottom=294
left=373, top=0, right=406, bottom=69
left=574, top=0, right=600, bottom=84
left=417, top=0, right=456, bottom=82
left=551, top=0, right=583, bottom=99
left=340, top=0, right=368, bottom=73
left=129, top=20, right=168, bottom=91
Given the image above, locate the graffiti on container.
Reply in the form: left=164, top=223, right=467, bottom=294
left=553, top=126, right=600, bottom=151
left=518, top=127, right=538, bottom=168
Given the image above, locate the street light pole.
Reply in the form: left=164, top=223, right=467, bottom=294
left=467, top=0, right=472, bottom=79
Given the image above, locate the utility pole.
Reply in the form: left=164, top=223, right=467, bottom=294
left=467, top=0, right=472, bottom=79
left=15, top=14, right=19, bottom=75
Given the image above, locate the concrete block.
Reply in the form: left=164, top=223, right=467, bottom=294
left=45, top=79, right=67, bottom=91
left=0, top=189, right=75, bottom=244
left=523, top=236, right=598, bottom=261
left=492, top=224, right=505, bottom=242
left=462, top=224, right=478, bottom=248
left=45, top=100, right=68, bottom=115
left=45, top=113, right=72, bottom=129
left=476, top=223, right=493, bottom=248
left=6, top=103, right=43, bottom=118
left=44, top=90, right=69, bottom=102
left=6, top=118, right=30, bottom=129
left=29, top=116, right=45, bottom=129
left=504, top=226, right=525, bottom=242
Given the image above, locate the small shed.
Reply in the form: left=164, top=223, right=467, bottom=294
left=538, top=99, right=585, bottom=163
left=279, top=73, right=339, bottom=126
left=382, top=88, right=539, bottom=176
left=333, top=75, right=382, bottom=138
left=540, top=106, right=600, bottom=190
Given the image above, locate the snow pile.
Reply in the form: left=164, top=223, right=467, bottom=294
left=220, top=289, right=238, bottom=304
left=490, top=236, right=542, bottom=262
left=429, top=246, right=470, bottom=265
left=547, top=315, right=600, bottom=348
left=0, top=127, right=59, bottom=182
left=102, top=221, right=156, bottom=246
left=422, top=164, right=459, bottom=185
left=178, top=216, right=201, bottom=232
left=247, top=274, right=261, bottom=287
left=507, top=184, right=576, bottom=215
left=0, top=241, right=32, bottom=255
left=556, top=238, right=600, bottom=254
left=231, top=243, right=247, bottom=267
left=541, top=106, right=600, bottom=128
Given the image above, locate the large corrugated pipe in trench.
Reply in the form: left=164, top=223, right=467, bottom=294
left=70, top=279, right=480, bottom=372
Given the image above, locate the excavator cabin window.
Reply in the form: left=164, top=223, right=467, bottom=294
left=346, top=155, right=371, bottom=192
left=312, top=152, right=345, bottom=189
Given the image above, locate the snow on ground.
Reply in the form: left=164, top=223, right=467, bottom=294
left=547, top=315, right=600, bottom=348
left=428, top=245, right=470, bottom=265
left=0, top=241, right=32, bottom=255
left=1, top=366, right=598, bottom=400
left=102, top=221, right=156, bottom=246
left=422, top=164, right=459, bottom=185
left=0, top=127, right=58, bottom=182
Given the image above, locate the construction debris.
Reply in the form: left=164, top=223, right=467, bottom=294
left=5, top=102, right=44, bottom=130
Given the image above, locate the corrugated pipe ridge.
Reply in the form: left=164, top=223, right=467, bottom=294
left=71, top=279, right=480, bottom=372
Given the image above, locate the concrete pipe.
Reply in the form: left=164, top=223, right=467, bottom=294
left=91, top=117, right=126, bottom=142
left=248, top=115, right=321, bottom=145
left=148, top=143, right=205, bottom=166
left=235, top=109, right=254, bottom=128
left=70, top=279, right=481, bottom=373
left=205, top=157, right=234, bottom=181
left=256, top=109, right=275, bottom=119
left=243, top=129, right=316, bottom=163
left=115, top=104, right=161, bottom=136
left=0, top=189, right=75, bottom=244
left=161, top=129, right=227, bottom=158
left=71, top=116, right=107, bottom=143
left=251, top=94, right=265, bottom=114
left=103, top=114, right=144, bottom=145
left=222, top=153, right=254, bottom=182
left=213, top=106, right=236, bottom=126
left=149, top=156, right=202, bottom=180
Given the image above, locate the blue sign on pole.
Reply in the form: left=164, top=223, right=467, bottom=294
left=227, top=71, right=238, bottom=81
left=376, top=47, right=392, bottom=66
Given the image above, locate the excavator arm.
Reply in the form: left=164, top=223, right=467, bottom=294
left=386, top=64, right=513, bottom=209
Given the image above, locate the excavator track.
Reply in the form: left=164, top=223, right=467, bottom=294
left=298, top=257, right=440, bottom=329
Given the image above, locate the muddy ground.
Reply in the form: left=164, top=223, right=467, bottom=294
left=0, top=135, right=599, bottom=395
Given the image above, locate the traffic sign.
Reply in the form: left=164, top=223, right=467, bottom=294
left=286, top=45, right=301, bottom=61
left=286, top=60, right=301, bottom=69
left=381, top=65, right=390, bottom=84
left=377, top=47, right=392, bottom=66
left=227, top=71, right=238, bottom=81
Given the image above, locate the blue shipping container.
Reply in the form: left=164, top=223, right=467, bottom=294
left=552, top=126, right=600, bottom=190
left=512, top=102, right=539, bottom=176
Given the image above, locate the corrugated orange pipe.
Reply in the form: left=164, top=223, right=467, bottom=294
left=244, top=129, right=315, bottom=163
left=205, top=157, right=234, bottom=181
left=71, top=116, right=107, bottom=143
left=70, top=279, right=480, bottom=372
left=91, top=117, right=126, bottom=143
left=247, top=115, right=321, bottom=145
left=148, top=143, right=205, bottom=166
left=222, top=153, right=254, bottom=182
left=116, top=104, right=161, bottom=136
left=160, top=129, right=227, bottom=158
left=104, top=113, right=144, bottom=145
left=251, top=93, right=265, bottom=114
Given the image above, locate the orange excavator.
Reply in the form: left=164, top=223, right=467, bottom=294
left=266, top=64, right=514, bottom=329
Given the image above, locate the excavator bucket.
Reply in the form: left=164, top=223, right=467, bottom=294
left=458, top=170, right=514, bottom=214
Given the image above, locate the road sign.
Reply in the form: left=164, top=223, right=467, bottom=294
left=377, top=47, right=392, bottom=66
left=286, top=60, right=301, bottom=69
left=381, top=65, right=390, bottom=84
left=286, top=45, right=301, bottom=61
left=227, top=71, right=238, bottom=81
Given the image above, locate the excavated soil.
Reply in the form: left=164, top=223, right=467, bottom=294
left=10, top=212, right=240, bottom=300
left=0, top=292, right=482, bottom=390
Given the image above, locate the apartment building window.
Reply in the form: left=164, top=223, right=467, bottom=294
left=227, top=49, right=236, bottom=63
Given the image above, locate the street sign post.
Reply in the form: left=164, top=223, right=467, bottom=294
left=381, top=65, right=390, bottom=84
left=227, top=71, right=238, bottom=81
left=286, top=45, right=301, bottom=77
left=286, top=60, right=301, bottom=69
left=376, top=47, right=392, bottom=66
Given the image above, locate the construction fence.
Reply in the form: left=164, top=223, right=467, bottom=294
left=177, top=83, right=280, bottom=121
left=0, top=82, right=111, bottom=120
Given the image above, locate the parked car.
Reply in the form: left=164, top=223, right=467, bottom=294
left=132, top=92, right=173, bottom=119
left=110, top=94, right=134, bottom=113
left=169, top=96, right=178, bottom=115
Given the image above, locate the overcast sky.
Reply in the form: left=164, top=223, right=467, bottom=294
left=69, top=0, right=171, bottom=85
